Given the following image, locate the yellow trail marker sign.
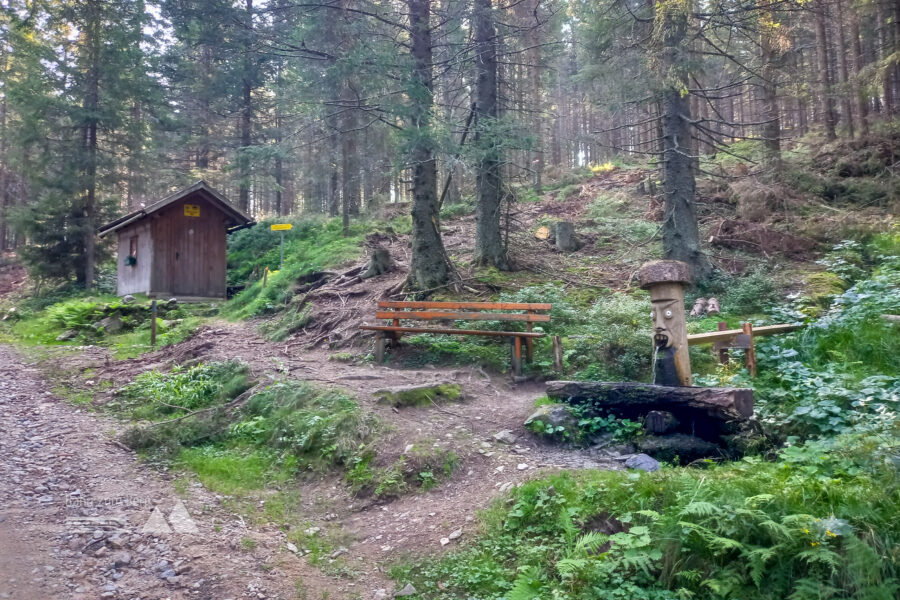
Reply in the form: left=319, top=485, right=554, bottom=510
left=270, top=223, right=292, bottom=231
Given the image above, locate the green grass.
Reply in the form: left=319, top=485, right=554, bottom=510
left=178, top=446, right=297, bottom=494
left=224, top=215, right=410, bottom=320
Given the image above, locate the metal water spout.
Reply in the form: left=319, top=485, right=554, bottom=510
left=638, top=260, right=692, bottom=386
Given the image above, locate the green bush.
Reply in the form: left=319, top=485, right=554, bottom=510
left=118, top=360, right=253, bottom=421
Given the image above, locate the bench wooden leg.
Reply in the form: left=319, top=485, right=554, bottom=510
left=374, top=331, right=385, bottom=363
left=512, top=336, right=523, bottom=376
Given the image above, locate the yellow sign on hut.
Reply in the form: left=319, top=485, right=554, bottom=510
left=184, top=203, right=201, bottom=217
left=270, top=223, right=292, bottom=231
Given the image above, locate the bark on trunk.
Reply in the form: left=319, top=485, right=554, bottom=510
left=407, top=0, right=450, bottom=290
left=472, top=0, right=507, bottom=269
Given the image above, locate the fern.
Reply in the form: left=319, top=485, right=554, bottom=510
left=507, top=566, right=545, bottom=600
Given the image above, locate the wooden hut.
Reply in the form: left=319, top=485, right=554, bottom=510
left=98, top=181, right=254, bottom=300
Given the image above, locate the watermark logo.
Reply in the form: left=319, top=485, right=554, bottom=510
left=141, top=500, right=198, bottom=535
left=65, top=496, right=198, bottom=536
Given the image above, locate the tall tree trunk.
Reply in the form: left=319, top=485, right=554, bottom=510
left=0, top=86, right=7, bottom=252
left=82, top=1, right=101, bottom=289
left=848, top=3, right=870, bottom=137
left=814, top=0, right=837, bottom=139
left=407, top=0, right=450, bottom=289
left=759, top=1, right=781, bottom=165
left=473, top=0, right=506, bottom=269
left=238, top=0, right=254, bottom=214
left=340, top=82, right=361, bottom=233
left=656, top=1, right=710, bottom=280
left=835, top=0, right=854, bottom=137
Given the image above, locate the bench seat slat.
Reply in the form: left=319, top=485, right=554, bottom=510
left=360, top=325, right=545, bottom=338
left=378, top=301, right=551, bottom=311
left=376, top=310, right=551, bottom=323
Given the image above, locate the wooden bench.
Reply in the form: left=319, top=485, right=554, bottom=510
left=360, top=301, right=551, bottom=375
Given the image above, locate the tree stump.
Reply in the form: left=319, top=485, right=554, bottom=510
left=361, top=245, right=394, bottom=279
left=555, top=221, right=581, bottom=251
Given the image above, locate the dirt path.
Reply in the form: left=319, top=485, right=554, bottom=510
left=0, top=343, right=346, bottom=600
left=5, top=321, right=623, bottom=600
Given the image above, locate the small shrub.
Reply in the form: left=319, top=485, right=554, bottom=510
left=118, top=360, right=253, bottom=420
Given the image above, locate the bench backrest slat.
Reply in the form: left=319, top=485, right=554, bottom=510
left=376, top=310, right=550, bottom=323
left=378, top=301, right=551, bottom=311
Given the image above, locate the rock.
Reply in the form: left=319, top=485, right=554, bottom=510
left=96, top=315, right=123, bottom=334
left=395, top=583, right=417, bottom=597
left=56, top=330, right=78, bottom=342
left=524, top=404, right=577, bottom=435
left=111, top=552, right=132, bottom=568
left=492, top=430, right=517, bottom=445
left=373, top=590, right=389, bottom=600
left=635, top=434, right=720, bottom=463
left=167, top=298, right=178, bottom=306
left=285, top=542, right=299, bottom=554
left=121, top=295, right=136, bottom=304
left=374, top=383, right=463, bottom=407
left=624, top=454, right=660, bottom=472
left=447, top=529, right=462, bottom=540
left=303, top=527, right=321, bottom=537
left=516, top=463, right=528, bottom=471
left=160, top=569, right=177, bottom=579
left=329, top=546, right=348, bottom=559
left=439, top=538, right=449, bottom=546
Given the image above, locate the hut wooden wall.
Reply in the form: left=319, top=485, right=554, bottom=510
left=116, top=220, right=153, bottom=295
left=149, top=192, right=228, bottom=299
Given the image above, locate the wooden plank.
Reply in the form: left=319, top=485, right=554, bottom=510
left=379, top=301, right=551, bottom=311
left=360, top=325, right=545, bottom=338
left=687, top=323, right=802, bottom=346
left=376, top=310, right=550, bottom=323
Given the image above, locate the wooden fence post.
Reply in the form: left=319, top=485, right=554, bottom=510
left=150, top=300, right=157, bottom=347
left=742, top=322, right=756, bottom=377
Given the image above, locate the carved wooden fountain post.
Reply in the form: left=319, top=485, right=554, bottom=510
left=638, top=260, right=692, bottom=386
